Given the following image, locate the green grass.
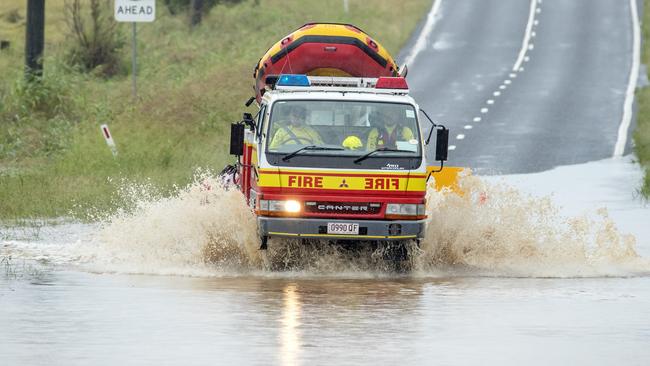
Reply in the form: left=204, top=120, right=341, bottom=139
left=635, top=0, right=650, bottom=197
left=0, top=0, right=432, bottom=219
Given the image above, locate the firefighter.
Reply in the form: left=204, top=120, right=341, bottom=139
left=269, top=105, right=324, bottom=149
left=366, top=109, right=414, bottom=150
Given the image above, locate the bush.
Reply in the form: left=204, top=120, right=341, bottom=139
left=64, top=0, right=125, bottom=77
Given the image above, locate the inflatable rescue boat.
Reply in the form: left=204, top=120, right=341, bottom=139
left=253, top=23, right=400, bottom=102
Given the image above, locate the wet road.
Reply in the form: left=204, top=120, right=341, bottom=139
left=2, top=270, right=650, bottom=365
left=405, top=0, right=637, bottom=174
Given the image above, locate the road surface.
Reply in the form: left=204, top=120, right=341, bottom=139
left=403, top=0, right=638, bottom=174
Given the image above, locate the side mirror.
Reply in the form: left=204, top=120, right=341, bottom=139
left=243, top=113, right=255, bottom=130
left=435, top=128, right=449, bottom=161
left=230, top=123, right=245, bottom=156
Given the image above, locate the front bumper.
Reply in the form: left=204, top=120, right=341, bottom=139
left=258, top=216, right=426, bottom=241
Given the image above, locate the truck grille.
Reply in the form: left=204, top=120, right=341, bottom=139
left=304, top=201, right=381, bottom=215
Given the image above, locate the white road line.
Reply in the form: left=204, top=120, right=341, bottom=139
left=456, top=134, right=465, bottom=140
left=449, top=145, right=457, bottom=150
left=493, top=91, right=501, bottom=97
left=464, top=125, right=473, bottom=129
left=480, top=107, right=489, bottom=113
left=403, top=0, right=443, bottom=67
left=499, top=85, right=507, bottom=90
left=614, top=0, right=641, bottom=157
left=509, top=73, right=517, bottom=78
left=513, top=0, right=538, bottom=71
left=473, top=117, right=482, bottom=122
left=504, top=79, right=512, bottom=85
left=487, top=99, right=495, bottom=105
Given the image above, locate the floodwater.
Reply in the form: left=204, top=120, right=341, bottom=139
left=2, top=156, right=650, bottom=365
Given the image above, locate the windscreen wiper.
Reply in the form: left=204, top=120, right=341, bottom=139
left=353, top=147, right=415, bottom=164
left=282, top=145, right=344, bottom=161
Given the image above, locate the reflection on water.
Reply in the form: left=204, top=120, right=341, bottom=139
left=281, top=284, right=301, bottom=366
left=2, top=272, right=650, bottom=365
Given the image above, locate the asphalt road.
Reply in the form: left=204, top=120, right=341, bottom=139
left=402, top=0, right=637, bottom=174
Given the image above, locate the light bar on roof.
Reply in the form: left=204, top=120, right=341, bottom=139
left=277, top=74, right=311, bottom=87
left=375, top=77, right=409, bottom=89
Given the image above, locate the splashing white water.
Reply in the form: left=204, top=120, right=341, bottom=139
left=66, top=169, right=650, bottom=278
left=418, top=175, right=648, bottom=277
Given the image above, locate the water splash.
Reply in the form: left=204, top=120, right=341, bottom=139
left=72, top=171, right=649, bottom=278
left=417, top=174, right=647, bottom=277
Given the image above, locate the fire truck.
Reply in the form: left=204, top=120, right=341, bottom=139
left=227, top=24, right=458, bottom=258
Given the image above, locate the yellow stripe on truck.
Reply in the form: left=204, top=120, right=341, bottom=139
left=257, top=171, right=427, bottom=192
left=268, top=232, right=417, bottom=240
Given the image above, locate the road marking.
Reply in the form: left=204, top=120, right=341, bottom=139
left=473, top=117, right=482, bottom=122
left=403, top=0, right=442, bottom=67
left=528, top=44, right=534, bottom=50
left=464, top=125, right=473, bottom=129
left=487, top=99, right=494, bottom=105
left=449, top=145, right=456, bottom=150
left=481, top=107, right=489, bottom=113
left=614, top=0, right=641, bottom=157
left=509, top=73, right=517, bottom=78
left=513, top=0, right=538, bottom=71
left=504, top=79, right=512, bottom=85
left=493, top=91, right=501, bottom=97
left=456, top=134, right=465, bottom=140
left=524, top=56, right=530, bottom=62
left=499, top=85, right=507, bottom=90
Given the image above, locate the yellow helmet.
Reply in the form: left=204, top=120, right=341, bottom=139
left=342, top=135, right=363, bottom=150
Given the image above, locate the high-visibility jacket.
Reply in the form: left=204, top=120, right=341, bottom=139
left=366, top=125, right=414, bottom=150
left=269, top=125, right=324, bottom=149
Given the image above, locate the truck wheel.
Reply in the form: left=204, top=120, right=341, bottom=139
left=381, top=241, right=410, bottom=271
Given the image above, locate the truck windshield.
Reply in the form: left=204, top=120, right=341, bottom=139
left=266, top=100, right=421, bottom=157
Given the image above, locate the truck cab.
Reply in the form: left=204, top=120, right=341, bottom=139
left=230, top=74, right=449, bottom=250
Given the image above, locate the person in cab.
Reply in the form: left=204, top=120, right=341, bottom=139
left=269, top=105, right=323, bottom=149
left=366, top=109, right=414, bottom=150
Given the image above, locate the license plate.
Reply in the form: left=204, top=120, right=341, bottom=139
left=327, top=222, right=359, bottom=235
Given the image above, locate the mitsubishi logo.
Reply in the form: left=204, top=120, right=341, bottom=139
left=339, top=179, right=349, bottom=188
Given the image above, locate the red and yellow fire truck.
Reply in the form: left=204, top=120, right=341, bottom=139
left=227, top=24, right=459, bottom=256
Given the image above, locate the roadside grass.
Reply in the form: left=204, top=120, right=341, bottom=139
left=636, top=0, right=650, bottom=196
left=0, top=0, right=431, bottom=219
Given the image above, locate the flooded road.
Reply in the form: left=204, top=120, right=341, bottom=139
left=2, top=157, right=650, bottom=365
left=3, top=272, right=650, bottom=365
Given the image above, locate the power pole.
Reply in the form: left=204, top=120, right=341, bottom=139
left=190, top=0, right=204, bottom=27
left=25, top=0, right=45, bottom=79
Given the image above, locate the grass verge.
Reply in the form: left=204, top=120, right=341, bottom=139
left=0, top=0, right=432, bottom=219
left=635, top=0, right=650, bottom=196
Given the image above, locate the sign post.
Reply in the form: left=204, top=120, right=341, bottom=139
left=114, top=0, right=155, bottom=100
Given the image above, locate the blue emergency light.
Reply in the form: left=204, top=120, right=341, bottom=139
left=276, top=74, right=311, bottom=87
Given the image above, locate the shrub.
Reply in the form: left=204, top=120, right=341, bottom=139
left=64, top=0, right=125, bottom=77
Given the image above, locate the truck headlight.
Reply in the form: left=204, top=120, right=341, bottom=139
left=386, top=203, right=426, bottom=218
left=260, top=199, right=301, bottom=213
left=284, top=200, right=301, bottom=213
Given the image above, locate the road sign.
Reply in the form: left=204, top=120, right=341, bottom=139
left=114, top=0, right=155, bottom=23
